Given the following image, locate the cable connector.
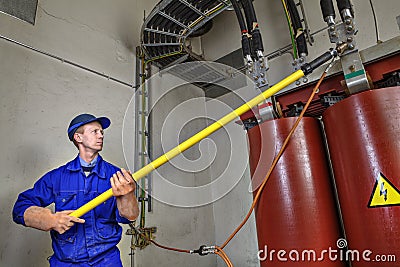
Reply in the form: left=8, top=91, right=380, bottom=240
left=256, top=50, right=266, bottom=68
left=324, top=56, right=338, bottom=74
left=190, top=245, right=216, bottom=256
left=301, top=48, right=339, bottom=75
left=245, top=54, right=254, bottom=73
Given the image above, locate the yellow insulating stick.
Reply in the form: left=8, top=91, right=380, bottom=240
left=70, top=69, right=305, bottom=218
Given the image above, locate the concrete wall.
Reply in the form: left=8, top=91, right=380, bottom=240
left=207, top=86, right=262, bottom=267
left=1, top=0, right=399, bottom=267
left=137, top=77, right=217, bottom=266
left=0, top=0, right=156, bottom=266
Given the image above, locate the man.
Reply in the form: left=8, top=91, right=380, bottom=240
left=13, top=113, right=139, bottom=267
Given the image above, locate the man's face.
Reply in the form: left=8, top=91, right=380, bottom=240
left=77, top=121, right=104, bottom=152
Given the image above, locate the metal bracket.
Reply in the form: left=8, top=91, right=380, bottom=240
left=297, top=0, right=314, bottom=46
left=292, top=56, right=309, bottom=85
left=258, top=98, right=278, bottom=123
left=328, top=22, right=357, bottom=56
left=340, top=51, right=371, bottom=94
left=327, top=16, right=371, bottom=94
left=126, top=226, right=158, bottom=250
left=138, top=196, right=149, bottom=202
left=250, top=52, right=269, bottom=88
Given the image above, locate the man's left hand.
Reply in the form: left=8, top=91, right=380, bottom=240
left=110, top=168, right=136, bottom=197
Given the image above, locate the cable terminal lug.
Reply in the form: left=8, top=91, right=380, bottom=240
left=190, top=245, right=216, bottom=256
left=256, top=50, right=265, bottom=67
left=245, top=55, right=254, bottom=73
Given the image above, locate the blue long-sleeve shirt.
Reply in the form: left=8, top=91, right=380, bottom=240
left=12, top=155, right=131, bottom=264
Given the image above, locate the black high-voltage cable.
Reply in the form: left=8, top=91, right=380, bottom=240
left=336, top=0, right=352, bottom=14
left=231, top=0, right=247, bottom=32
left=241, top=0, right=264, bottom=54
left=230, top=0, right=251, bottom=59
left=287, top=0, right=308, bottom=56
left=247, top=0, right=258, bottom=24
left=336, top=0, right=354, bottom=20
left=241, top=0, right=257, bottom=30
left=320, top=0, right=336, bottom=24
left=240, top=0, right=254, bottom=35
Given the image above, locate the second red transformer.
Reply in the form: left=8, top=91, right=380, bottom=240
left=247, top=117, right=346, bottom=267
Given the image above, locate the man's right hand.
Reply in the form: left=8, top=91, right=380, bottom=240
left=24, top=206, right=85, bottom=234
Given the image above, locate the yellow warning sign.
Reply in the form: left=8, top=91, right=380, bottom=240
left=368, top=173, right=400, bottom=208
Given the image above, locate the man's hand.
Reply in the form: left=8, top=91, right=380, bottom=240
left=110, top=168, right=139, bottom=221
left=110, top=168, right=136, bottom=197
left=51, top=210, right=85, bottom=234
left=24, top=206, right=85, bottom=234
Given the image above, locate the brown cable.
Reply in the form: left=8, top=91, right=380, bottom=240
left=136, top=229, right=192, bottom=253
left=216, top=251, right=233, bottom=267
left=216, top=246, right=234, bottom=267
left=145, top=231, right=234, bottom=266
left=148, top=238, right=191, bottom=253
left=142, top=227, right=233, bottom=265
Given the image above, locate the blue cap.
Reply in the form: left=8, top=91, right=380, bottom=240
left=67, top=113, right=111, bottom=141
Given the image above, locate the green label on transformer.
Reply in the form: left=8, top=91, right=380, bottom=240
left=344, top=69, right=366, bottom=80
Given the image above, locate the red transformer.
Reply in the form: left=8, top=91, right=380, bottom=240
left=248, top=117, right=346, bottom=267
left=323, top=86, right=400, bottom=266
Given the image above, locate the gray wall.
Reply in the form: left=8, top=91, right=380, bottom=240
left=0, top=0, right=399, bottom=267
left=207, top=87, right=262, bottom=267
left=0, top=0, right=156, bottom=266
left=136, top=73, right=217, bottom=266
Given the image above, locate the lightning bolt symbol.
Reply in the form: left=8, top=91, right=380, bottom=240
left=380, top=181, right=388, bottom=201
